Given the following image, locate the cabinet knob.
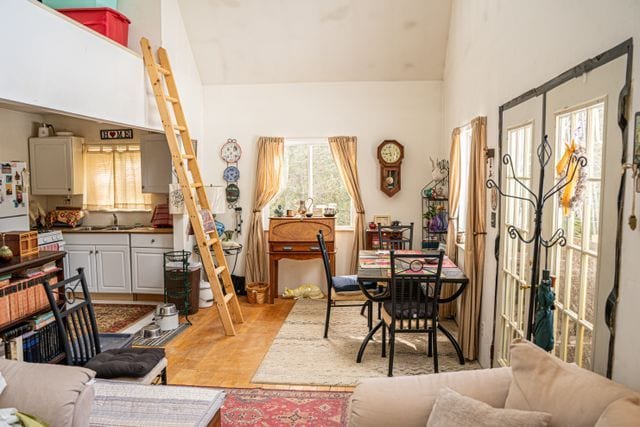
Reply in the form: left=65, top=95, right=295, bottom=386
left=89, top=250, right=94, bottom=254
left=95, top=250, right=99, bottom=254
left=151, top=239, right=155, bottom=243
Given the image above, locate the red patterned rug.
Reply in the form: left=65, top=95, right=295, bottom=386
left=221, top=388, right=351, bottom=426
left=93, top=303, right=155, bottom=333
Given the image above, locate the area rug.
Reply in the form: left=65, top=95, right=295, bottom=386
left=132, top=322, right=190, bottom=347
left=252, top=299, right=481, bottom=386
left=221, top=388, right=350, bottom=427
left=93, top=303, right=155, bottom=333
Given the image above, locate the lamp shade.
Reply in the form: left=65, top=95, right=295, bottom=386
left=207, top=185, right=227, bottom=214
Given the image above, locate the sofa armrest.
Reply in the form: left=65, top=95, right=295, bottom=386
left=0, top=359, right=96, bottom=427
left=348, top=367, right=513, bottom=427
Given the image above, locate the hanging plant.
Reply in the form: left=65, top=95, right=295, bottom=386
left=555, top=140, right=588, bottom=216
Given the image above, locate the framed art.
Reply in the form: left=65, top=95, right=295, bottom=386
left=373, top=215, right=391, bottom=226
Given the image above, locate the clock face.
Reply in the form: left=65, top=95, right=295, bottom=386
left=380, top=142, right=401, bottom=163
left=223, top=165, right=240, bottom=182
left=220, top=139, right=242, bottom=163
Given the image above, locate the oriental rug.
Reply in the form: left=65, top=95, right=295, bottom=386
left=93, top=303, right=155, bottom=333
left=221, top=388, right=350, bottom=427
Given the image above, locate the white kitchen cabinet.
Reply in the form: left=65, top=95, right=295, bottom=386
left=64, top=244, right=98, bottom=292
left=140, top=134, right=171, bottom=194
left=95, top=245, right=131, bottom=293
left=29, top=137, right=84, bottom=195
left=131, top=247, right=167, bottom=294
left=131, top=233, right=172, bottom=295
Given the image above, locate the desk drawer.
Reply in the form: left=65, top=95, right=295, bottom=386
left=270, top=243, right=331, bottom=252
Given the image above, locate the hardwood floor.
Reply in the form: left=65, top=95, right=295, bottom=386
left=165, top=296, right=354, bottom=391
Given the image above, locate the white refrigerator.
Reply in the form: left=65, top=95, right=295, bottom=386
left=0, top=162, right=29, bottom=232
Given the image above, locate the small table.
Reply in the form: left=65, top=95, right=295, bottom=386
left=356, top=250, right=468, bottom=364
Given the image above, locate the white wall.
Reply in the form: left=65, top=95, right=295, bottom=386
left=443, top=0, right=640, bottom=388
left=202, top=81, right=444, bottom=293
left=0, top=108, right=42, bottom=162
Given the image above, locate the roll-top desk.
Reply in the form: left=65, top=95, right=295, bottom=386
left=267, top=217, right=335, bottom=303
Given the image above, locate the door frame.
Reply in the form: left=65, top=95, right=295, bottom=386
left=490, top=39, right=633, bottom=378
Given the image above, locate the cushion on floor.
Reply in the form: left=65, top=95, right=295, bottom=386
left=332, top=275, right=376, bottom=292
left=85, top=348, right=165, bottom=379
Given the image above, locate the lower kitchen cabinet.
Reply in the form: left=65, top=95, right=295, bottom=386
left=64, top=244, right=98, bottom=292
left=95, top=245, right=131, bottom=293
left=131, top=247, right=166, bottom=294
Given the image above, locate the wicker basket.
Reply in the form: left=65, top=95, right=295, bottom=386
left=246, top=282, right=270, bottom=304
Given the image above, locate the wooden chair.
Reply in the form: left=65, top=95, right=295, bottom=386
left=43, top=268, right=168, bottom=385
left=318, top=230, right=376, bottom=338
left=377, top=222, right=414, bottom=250
left=383, top=250, right=444, bottom=376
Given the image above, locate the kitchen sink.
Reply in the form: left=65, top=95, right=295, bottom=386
left=75, top=225, right=108, bottom=231
left=104, top=225, right=137, bottom=231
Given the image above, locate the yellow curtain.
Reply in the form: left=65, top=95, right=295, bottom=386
left=440, top=128, right=461, bottom=318
left=245, top=137, right=285, bottom=284
left=328, top=136, right=365, bottom=274
left=83, top=145, right=150, bottom=210
left=458, top=116, right=487, bottom=360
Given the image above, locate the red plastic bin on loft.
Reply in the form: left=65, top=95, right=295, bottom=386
left=58, top=7, right=131, bottom=46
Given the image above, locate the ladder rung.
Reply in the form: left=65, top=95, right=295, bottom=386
left=214, top=266, right=226, bottom=276
left=223, top=293, right=234, bottom=304
left=206, top=238, right=218, bottom=247
left=181, top=154, right=195, bottom=160
left=165, top=95, right=178, bottom=103
left=174, top=125, right=187, bottom=132
left=157, top=65, right=171, bottom=75
left=190, top=183, right=203, bottom=189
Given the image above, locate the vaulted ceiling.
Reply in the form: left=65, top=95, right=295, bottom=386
left=178, top=0, right=452, bottom=85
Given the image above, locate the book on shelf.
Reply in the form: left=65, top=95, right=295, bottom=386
left=41, top=261, right=58, bottom=273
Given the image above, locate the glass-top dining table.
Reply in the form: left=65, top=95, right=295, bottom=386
left=355, top=249, right=469, bottom=365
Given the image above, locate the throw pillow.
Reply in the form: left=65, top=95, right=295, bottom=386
left=505, top=339, right=636, bottom=427
left=426, top=387, right=551, bottom=427
left=595, top=397, right=640, bottom=427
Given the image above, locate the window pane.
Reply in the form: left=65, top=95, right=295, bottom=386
left=311, top=144, right=351, bottom=227
left=270, top=144, right=309, bottom=217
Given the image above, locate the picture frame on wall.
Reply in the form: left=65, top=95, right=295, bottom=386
left=373, top=215, right=391, bottom=226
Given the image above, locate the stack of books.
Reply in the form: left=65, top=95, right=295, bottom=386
left=1, top=311, right=63, bottom=363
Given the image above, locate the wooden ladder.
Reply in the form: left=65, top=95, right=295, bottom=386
left=140, top=37, right=243, bottom=336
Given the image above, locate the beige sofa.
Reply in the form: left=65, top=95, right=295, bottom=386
left=0, top=358, right=95, bottom=427
left=349, top=340, right=640, bottom=427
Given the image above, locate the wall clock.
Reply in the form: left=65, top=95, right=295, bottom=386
left=220, top=138, right=242, bottom=163
left=223, top=165, right=240, bottom=182
left=377, top=140, right=404, bottom=197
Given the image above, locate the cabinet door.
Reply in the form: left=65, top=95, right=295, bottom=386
left=95, top=245, right=131, bottom=293
left=131, top=247, right=166, bottom=294
left=65, top=244, right=97, bottom=292
left=140, top=135, right=171, bottom=193
left=29, top=138, right=72, bottom=195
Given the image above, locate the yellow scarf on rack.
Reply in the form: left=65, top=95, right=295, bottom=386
left=556, top=140, right=578, bottom=216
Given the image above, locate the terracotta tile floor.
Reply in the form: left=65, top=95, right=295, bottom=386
left=165, top=297, right=354, bottom=391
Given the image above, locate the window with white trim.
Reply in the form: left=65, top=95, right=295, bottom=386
left=457, top=125, right=472, bottom=235
left=83, top=144, right=151, bottom=211
left=268, top=138, right=353, bottom=228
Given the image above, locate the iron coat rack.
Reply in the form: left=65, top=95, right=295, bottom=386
left=487, top=135, right=587, bottom=340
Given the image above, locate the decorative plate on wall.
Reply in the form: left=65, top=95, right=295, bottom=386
left=220, top=139, right=242, bottom=163
left=226, top=183, right=240, bottom=206
left=223, top=165, right=240, bottom=182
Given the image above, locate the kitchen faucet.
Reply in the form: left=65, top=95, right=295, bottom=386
left=112, top=213, right=118, bottom=227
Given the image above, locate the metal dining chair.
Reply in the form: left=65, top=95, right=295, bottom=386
left=384, top=250, right=444, bottom=375
left=317, top=230, right=377, bottom=338
left=377, top=222, right=414, bottom=250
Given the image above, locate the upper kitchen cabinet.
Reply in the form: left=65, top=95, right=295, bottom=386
left=140, top=133, right=171, bottom=193
left=29, top=136, right=84, bottom=195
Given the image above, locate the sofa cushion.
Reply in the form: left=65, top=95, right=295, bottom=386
left=85, top=348, right=165, bottom=379
left=0, top=359, right=95, bottom=427
left=505, top=339, right=637, bottom=427
left=427, top=387, right=551, bottom=427
left=595, top=397, right=640, bottom=427
left=349, top=367, right=513, bottom=427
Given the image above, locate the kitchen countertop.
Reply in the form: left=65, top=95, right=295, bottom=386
left=55, top=227, right=174, bottom=234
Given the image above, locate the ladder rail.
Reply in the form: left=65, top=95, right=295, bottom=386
left=140, top=37, right=244, bottom=336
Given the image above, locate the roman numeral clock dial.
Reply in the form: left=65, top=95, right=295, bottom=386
left=377, top=140, right=404, bottom=197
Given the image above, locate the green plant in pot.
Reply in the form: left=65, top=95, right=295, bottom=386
left=0, top=234, right=13, bottom=263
